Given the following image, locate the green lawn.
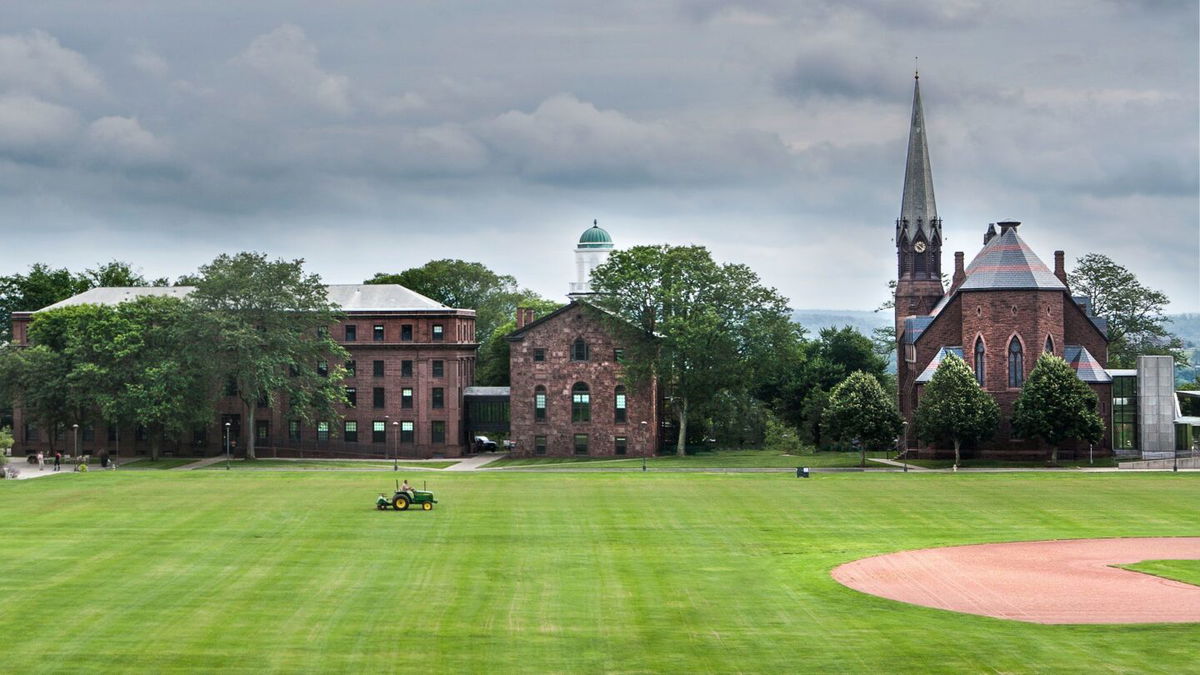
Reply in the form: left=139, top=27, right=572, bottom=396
left=490, top=448, right=881, bottom=468
left=1121, top=560, right=1200, bottom=587
left=198, top=459, right=459, bottom=470
left=905, top=457, right=1120, bottom=469
left=113, top=458, right=197, bottom=470
left=1, top=471, right=1198, bottom=672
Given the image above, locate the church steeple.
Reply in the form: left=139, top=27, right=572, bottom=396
left=898, top=73, right=939, bottom=245
left=894, top=72, right=945, bottom=335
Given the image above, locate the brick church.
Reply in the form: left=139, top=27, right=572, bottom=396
left=893, top=75, right=1112, bottom=456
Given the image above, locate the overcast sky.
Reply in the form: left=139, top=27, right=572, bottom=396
left=1, top=1, right=1196, bottom=312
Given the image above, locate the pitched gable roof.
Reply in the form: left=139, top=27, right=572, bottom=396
left=1064, top=345, right=1112, bottom=383
left=915, top=346, right=964, bottom=383
left=957, top=227, right=1066, bottom=292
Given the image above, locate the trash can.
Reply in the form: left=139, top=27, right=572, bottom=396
left=797, top=467, right=809, bottom=478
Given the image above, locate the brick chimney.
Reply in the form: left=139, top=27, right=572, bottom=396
left=952, top=251, right=966, bottom=290
left=516, top=307, right=536, bottom=329
left=1054, top=251, right=1068, bottom=289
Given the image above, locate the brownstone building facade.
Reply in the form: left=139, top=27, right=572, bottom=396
left=893, top=77, right=1111, bottom=457
left=506, top=301, right=658, bottom=457
left=11, top=284, right=477, bottom=458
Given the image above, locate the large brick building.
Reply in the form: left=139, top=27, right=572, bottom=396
left=11, top=284, right=477, bottom=458
left=505, top=301, right=658, bottom=457
left=893, top=76, right=1112, bottom=457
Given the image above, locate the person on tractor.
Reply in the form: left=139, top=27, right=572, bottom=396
left=376, top=493, right=390, bottom=510
left=400, top=479, right=414, bottom=497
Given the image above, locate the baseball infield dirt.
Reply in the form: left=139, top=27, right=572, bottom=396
left=831, top=537, right=1200, bottom=624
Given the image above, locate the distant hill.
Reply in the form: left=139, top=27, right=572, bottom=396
left=792, top=309, right=890, bottom=338
left=1167, top=314, right=1200, bottom=385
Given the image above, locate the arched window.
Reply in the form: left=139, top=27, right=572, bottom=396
left=1044, top=335, right=1054, bottom=354
left=571, top=382, right=590, bottom=422
left=1008, top=337, right=1024, bottom=388
left=571, top=338, right=589, bottom=361
left=973, top=337, right=986, bottom=386
left=534, top=386, right=547, bottom=421
left=614, top=386, right=627, bottom=423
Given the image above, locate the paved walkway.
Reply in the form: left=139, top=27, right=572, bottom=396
left=176, top=456, right=232, bottom=470
left=3, top=459, right=69, bottom=479
left=866, top=457, right=933, bottom=471
left=444, top=453, right=507, bottom=471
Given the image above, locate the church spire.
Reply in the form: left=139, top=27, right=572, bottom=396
left=898, top=74, right=939, bottom=244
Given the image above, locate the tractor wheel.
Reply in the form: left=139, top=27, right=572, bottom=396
left=422, top=502, right=433, bottom=511
left=393, top=495, right=410, bottom=511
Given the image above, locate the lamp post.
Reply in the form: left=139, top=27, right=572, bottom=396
left=73, top=423, right=79, bottom=465
left=225, top=421, right=231, bottom=471
left=1173, top=446, right=1179, bottom=472
left=392, top=421, right=399, bottom=471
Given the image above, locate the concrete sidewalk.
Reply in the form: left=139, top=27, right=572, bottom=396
left=444, top=453, right=507, bottom=471
left=866, top=457, right=932, bottom=471
left=177, top=456, right=232, bottom=470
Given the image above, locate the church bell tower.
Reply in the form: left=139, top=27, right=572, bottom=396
left=894, top=73, right=945, bottom=335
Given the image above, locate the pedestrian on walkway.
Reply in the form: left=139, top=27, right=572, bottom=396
left=54, top=452, right=61, bottom=471
left=37, top=451, right=44, bottom=471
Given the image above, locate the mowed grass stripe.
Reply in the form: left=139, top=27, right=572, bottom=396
left=2, top=471, right=1199, bottom=672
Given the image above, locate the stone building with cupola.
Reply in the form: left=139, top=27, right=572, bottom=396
left=502, top=222, right=659, bottom=457
left=893, top=75, right=1114, bottom=458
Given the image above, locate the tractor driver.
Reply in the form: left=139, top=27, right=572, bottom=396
left=400, top=480, right=414, bottom=497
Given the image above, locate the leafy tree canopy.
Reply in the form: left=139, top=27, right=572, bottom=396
left=1068, top=253, right=1184, bottom=367
left=821, top=370, right=903, bottom=466
left=914, top=353, right=999, bottom=466
left=475, top=297, right=563, bottom=386
left=1012, top=352, right=1105, bottom=463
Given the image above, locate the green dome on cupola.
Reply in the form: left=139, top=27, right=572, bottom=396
left=578, top=220, right=614, bottom=249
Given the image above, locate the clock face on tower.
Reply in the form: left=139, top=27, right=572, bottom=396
left=914, top=241, right=927, bottom=253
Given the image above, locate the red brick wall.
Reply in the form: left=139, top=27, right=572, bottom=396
left=509, top=304, right=657, bottom=457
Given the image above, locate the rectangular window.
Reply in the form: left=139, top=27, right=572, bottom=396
left=373, top=324, right=385, bottom=341
left=256, top=420, right=269, bottom=442
left=431, top=421, right=446, bottom=444
left=533, top=348, right=545, bottom=362
left=401, top=388, right=413, bottom=409
left=432, top=360, right=444, bottom=377
left=401, top=360, right=413, bottom=377
left=432, top=324, right=444, bottom=342
left=615, top=391, right=627, bottom=423
left=574, top=434, right=589, bottom=456
left=373, top=360, right=385, bottom=377
left=905, top=344, right=916, bottom=363
left=288, top=420, right=301, bottom=441
left=401, top=421, right=414, bottom=443
left=25, top=422, right=38, bottom=442
left=432, top=388, right=444, bottom=409
left=535, top=435, right=547, bottom=455
left=317, top=422, right=329, bottom=442
left=572, top=389, right=591, bottom=423
left=535, top=392, right=546, bottom=421
left=346, top=387, right=357, bottom=408
left=344, top=325, right=357, bottom=341
left=615, top=436, right=627, bottom=455
left=373, top=421, right=386, bottom=443
left=344, top=421, right=358, bottom=443
left=401, top=324, right=413, bottom=341
left=373, top=387, right=385, bottom=409
left=346, top=360, right=356, bottom=377
left=82, top=424, right=95, bottom=442
left=317, top=361, right=328, bottom=377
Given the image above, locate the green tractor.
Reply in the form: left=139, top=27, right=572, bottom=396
left=392, top=485, right=437, bottom=511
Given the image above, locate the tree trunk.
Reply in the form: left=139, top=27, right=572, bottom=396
left=1049, top=445, right=1058, bottom=466
left=675, top=398, right=688, bottom=457
left=150, top=428, right=160, bottom=462
left=953, top=439, right=961, bottom=468
left=245, top=398, right=257, bottom=460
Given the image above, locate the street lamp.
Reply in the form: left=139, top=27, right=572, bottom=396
left=73, top=424, right=79, bottom=465
left=392, top=421, right=399, bottom=471
left=1174, top=446, right=1179, bottom=472
left=225, top=421, right=232, bottom=471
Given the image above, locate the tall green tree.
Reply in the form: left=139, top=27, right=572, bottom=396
left=590, top=245, right=792, bottom=455
left=1068, top=253, right=1184, bottom=367
left=0, top=264, right=87, bottom=343
left=914, top=353, right=1000, bottom=467
left=821, top=370, right=903, bottom=467
left=190, top=253, right=348, bottom=459
left=475, top=297, right=563, bottom=386
left=1012, top=352, right=1105, bottom=464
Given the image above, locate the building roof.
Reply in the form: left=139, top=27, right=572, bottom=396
left=1064, top=345, right=1112, bottom=383
left=915, top=346, right=964, bottom=383
left=578, top=222, right=614, bottom=249
left=31, top=284, right=459, bottom=314
left=957, top=225, right=1067, bottom=292
left=897, top=75, right=939, bottom=245
left=464, top=386, right=511, bottom=397
left=903, top=316, right=935, bottom=345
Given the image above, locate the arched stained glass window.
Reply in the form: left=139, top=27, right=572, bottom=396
left=974, top=337, right=986, bottom=386
left=1008, top=337, right=1024, bottom=388
left=1044, top=335, right=1054, bottom=354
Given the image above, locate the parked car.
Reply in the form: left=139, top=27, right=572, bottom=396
left=473, top=436, right=498, bottom=452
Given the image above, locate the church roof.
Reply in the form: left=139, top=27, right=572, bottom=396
left=915, top=346, right=963, bottom=383
left=902, top=316, right=935, bottom=345
left=1064, top=345, right=1112, bottom=383
left=898, top=75, right=938, bottom=244
left=957, top=225, right=1066, bottom=292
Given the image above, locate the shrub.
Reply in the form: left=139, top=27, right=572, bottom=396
left=77, top=463, right=89, bottom=473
